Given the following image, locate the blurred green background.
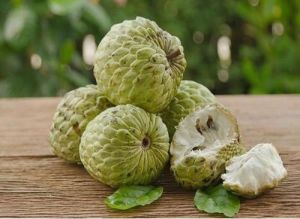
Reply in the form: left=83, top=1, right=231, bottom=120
left=1, top=0, right=300, bottom=97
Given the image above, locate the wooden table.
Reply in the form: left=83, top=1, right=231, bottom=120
left=0, top=95, right=299, bottom=217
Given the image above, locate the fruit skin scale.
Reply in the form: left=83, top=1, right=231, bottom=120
left=80, top=104, right=170, bottom=188
left=49, top=85, right=113, bottom=163
left=94, top=17, right=186, bottom=113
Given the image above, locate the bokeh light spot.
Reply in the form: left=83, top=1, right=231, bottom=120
left=30, top=54, right=42, bottom=70
left=272, top=22, right=284, bottom=36
left=248, top=0, right=259, bottom=7
left=82, top=34, right=97, bottom=65
left=218, top=69, right=229, bottom=83
left=217, top=36, right=231, bottom=68
left=193, top=31, right=204, bottom=44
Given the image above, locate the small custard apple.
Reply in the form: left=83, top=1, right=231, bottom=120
left=222, top=143, right=287, bottom=198
left=170, top=104, right=245, bottom=189
left=160, top=80, right=217, bottom=138
left=49, top=85, right=113, bottom=163
left=79, top=104, right=170, bottom=188
left=94, top=16, right=187, bottom=113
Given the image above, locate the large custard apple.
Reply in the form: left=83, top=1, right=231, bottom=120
left=49, top=85, right=113, bottom=163
left=94, top=16, right=186, bottom=113
left=160, top=80, right=216, bottom=138
left=170, top=104, right=245, bottom=189
left=222, top=143, right=287, bottom=198
left=80, top=104, right=170, bottom=188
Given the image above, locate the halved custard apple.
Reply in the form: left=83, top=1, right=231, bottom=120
left=170, top=104, right=245, bottom=189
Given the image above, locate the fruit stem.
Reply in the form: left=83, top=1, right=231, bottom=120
left=142, top=136, right=151, bottom=149
left=166, top=49, right=181, bottom=61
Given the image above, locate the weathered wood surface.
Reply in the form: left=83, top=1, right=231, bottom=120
left=0, top=95, right=299, bottom=217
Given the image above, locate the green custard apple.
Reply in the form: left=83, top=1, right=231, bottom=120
left=222, top=143, right=287, bottom=198
left=94, top=16, right=186, bottom=113
left=170, top=104, right=245, bottom=189
left=160, top=80, right=217, bottom=138
left=49, top=85, right=113, bottom=163
left=80, top=104, right=170, bottom=188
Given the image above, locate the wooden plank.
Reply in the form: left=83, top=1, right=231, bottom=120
left=220, top=95, right=300, bottom=150
left=0, top=96, right=299, bottom=217
left=0, top=98, right=59, bottom=157
left=0, top=95, right=299, bottom=157
left=0, top=153, right=298, bottom=217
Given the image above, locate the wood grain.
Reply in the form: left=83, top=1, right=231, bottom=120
left=0, top=96, right=299, bottom=217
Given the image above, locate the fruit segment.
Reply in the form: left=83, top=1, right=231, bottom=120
left=222, top=143, right=287, bottom=198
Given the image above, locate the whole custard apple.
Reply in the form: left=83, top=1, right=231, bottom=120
left=80, top=104, right=170, bottom=188
left=160, top=80, right=216, bottom=138
left=170, top=104, right=245, bottom=189
left=49, top=85, right=113, bottom=163
left=94, top=16, right=187, bottom=113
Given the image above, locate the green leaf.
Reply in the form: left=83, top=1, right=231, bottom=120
left=3, top=6, right=37, bottom=50
left=48, top=0, right=84, bottom=15
left=194, top=184, right=240, bottom=217
left=59, top=40, right=75, bottom=64
left=0, top=27, right=3, bottom=46
left=67, top=69, right=90, bottom=87
left=82, top=1, right=111, bottom=31
left=105, top=185, right=163, bottom=210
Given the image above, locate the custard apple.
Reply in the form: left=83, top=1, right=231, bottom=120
left=94, top=16, right=186, bottom=113
left=80, top=104, right=170, bottom=188
left=170, top=104, right=245, bottom=189
left=222, top=143, right=287, bottom=198
left=49, top=85, right=113, bottom=163
left=160, top=80, right=217, bottom=138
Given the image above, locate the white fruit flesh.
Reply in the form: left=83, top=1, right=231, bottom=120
left=171, top=104, right=239, bottom=166
left=222, top=143, right=287, bottom=197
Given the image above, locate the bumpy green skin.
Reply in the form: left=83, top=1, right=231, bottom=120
left=160, top=80, right=216, bottom=138
left=217, top=142, right=246, bottom=162
left=49, top=85, right=113, bottom=163
left=94, top=17, right=186, bottom=113
left=172, top=154, right=224, bottom=189
left=172, top=141, right=245, bottom=190
left=80, top=104, right=170, bottom=188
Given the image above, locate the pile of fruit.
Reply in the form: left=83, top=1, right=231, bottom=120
left=49, top=17, right=287, bottom=217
